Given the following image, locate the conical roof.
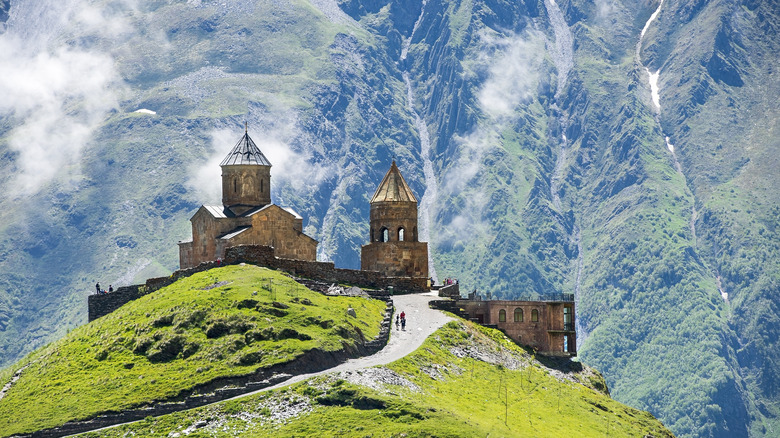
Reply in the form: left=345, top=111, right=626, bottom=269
left=220, top=131, right=271, bottom=166
left=370, top=160, right=417, bottom=203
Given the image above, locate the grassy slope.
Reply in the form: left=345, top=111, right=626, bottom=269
left=0, top=265, right=386, bottom=436
left=85, top=320, right=673, bottom=437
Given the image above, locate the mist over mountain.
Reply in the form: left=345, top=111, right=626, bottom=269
left=0, top=0, right=777, bottom=437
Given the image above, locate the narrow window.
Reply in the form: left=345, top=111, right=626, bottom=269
left=514, top=308, right=523, bottom=322
left=413, top=226, right=418, bottom=241
left=564, top=306, right=572, bottom=330
left=498, top=309, right=506, bottom=322
left=260, top=179, right=264, bottom=193
left=380, top=227, right=389, bottom=242
left=370, top=228, right=375, bottom=242
left=563, top=335, right=569, bottom=352
left=531, top=309, right=539, bottom=322
left=398, top=227, right=405, bottom=241
left=233, top=178, right=238, bottom=193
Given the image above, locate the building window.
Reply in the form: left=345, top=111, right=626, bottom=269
left=413, top=226, right=418, bottom=241
left=498, top=309, right=506, bottom=322
left=380, top=227, right=389, bottom=242
left=370, top=228, right=375, bottom=242
left=531, top=309, right=539, bottom=322
left=233, top=178, right=238, bottom=193
left=514, top=308, right=523, bottom=322
left=563, top=335, right=569, bottom=353
left=398, top=227, right=405, bottom=241
left=260, top=179, right=264, bottom=193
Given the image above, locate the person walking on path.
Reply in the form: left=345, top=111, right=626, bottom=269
left=108, top=285, right=113, bottom=293
left=400, top=310, right=406, bottom=330
left=395, top=314, right=400, bottom=330
left=95, top=282, right=101, bottom=295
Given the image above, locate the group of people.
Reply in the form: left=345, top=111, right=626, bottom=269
left=443, top=277, right=458, bottom=286
left=95, top=282, right=114, bottom=294
left=395, top=310, right=407, bottom=331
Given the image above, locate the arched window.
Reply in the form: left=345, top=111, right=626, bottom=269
left=498, top=309, right=506, bottom=322
left=370, top=228, right=375, bottom=242
left=380, top=227, right=389, bottom=242
left=531, top=309, right=539, bottom=322
left=514, top=308, right=523, bottom=322
left=413, top=226, right=418, bottom=242
left=398, top=227, right=405, bottom=241
left=233, top=178, right=238, bottom=193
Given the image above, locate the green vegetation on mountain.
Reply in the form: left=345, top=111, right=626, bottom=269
left=0, top=265, right=385, bottom=436
left=81, top=320, right=673, bottom=438
left=0, top=0, right=778, bottom=437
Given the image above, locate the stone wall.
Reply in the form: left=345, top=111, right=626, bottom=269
left=88, top=286, right=142, bottom=322
left=88, top=244, right=427, bottom=322
left=361, top=241, right=428, bottom=278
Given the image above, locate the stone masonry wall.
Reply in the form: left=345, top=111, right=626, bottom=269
left=88, top=244, right=427, bottom=322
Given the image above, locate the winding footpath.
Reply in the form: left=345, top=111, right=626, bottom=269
left=71, top=291, right=452, bottom=436
left=247, top=291, right=452, bottom=393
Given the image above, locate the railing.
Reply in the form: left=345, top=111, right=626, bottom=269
left=508, top=293, right=575, bottom=302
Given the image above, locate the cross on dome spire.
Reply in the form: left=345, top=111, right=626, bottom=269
left=220, top=127, right=271, bottom=166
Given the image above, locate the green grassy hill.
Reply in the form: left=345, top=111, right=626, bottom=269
left=81, top=320, right=674, bottom=437
left=0, top=265, right=386, bottom=436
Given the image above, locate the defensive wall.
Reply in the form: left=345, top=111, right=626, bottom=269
left=89, top=244, right=428, bottom=322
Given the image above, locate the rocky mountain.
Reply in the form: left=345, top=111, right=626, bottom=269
left=0, top=0, right=777, bottom=437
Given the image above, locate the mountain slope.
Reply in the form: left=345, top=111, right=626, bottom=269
left=70, top=320, right=675, bottom=438
left=0, top=1, right=777, bottom=437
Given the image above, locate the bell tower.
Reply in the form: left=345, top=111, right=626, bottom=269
left=221, top=125, right=271, bottom=215
left=361, top=161, right=428, bottom=279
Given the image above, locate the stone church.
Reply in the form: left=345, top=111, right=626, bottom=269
left=361, top=161, right=428, bottom=279
left=178, top=129, right=318, bottom=269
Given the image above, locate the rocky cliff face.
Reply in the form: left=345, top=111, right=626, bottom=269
left=0, top=0, right=777, bottom=437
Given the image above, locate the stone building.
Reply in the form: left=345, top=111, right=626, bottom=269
left=361, top=161, right=429, bottom=279
left=456, top=295, right=577, bottom=356
left=178, top=130, right=318, bottom=268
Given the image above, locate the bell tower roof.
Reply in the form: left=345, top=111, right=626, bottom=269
left=220, top=127, right=271, bottom=166
left=370, top=160, right=417, bottom=203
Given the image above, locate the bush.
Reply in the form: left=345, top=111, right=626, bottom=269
left=146, top=334, right=186, bottom=363
left=237, top=351, right=263, bottom=365
left=205, top=321, right=230, bottom=338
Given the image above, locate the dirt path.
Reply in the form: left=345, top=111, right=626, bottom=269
left=245, top=290, right=452, bottom=393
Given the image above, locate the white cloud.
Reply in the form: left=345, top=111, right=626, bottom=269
left=0, top=0, right=136, bottom=197
left=477, top=29, right=547, bottom=120
left=0, top=39, right=122, bottom=196
left=595, top=0, right=618, bottom=21
left=436, top=30, right=547, bottom=248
